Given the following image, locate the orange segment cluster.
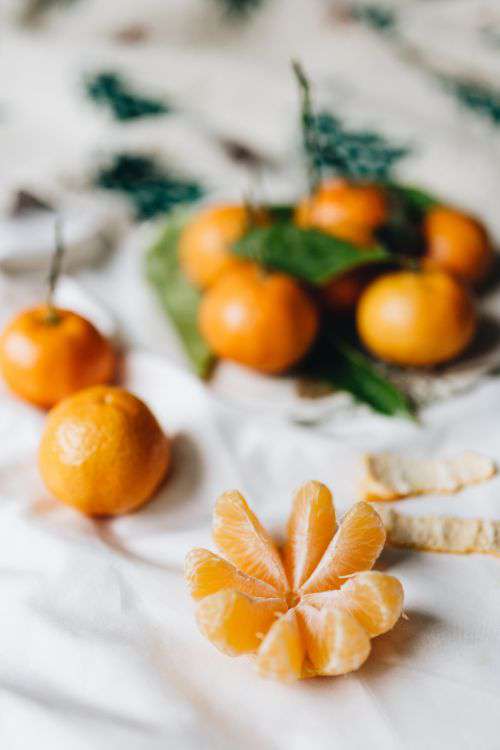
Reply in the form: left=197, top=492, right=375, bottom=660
left=185, top=480, right=404, bottom=681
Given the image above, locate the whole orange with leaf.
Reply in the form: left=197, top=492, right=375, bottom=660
left=179, top=204, right=267, bottom=289
left=357, top=269, right=476, bottom=367
left=39, top=386, right=171, bottom=516
left=0, top=306, right=115, bottom=409
left=199, top=264, right=319, bottom=374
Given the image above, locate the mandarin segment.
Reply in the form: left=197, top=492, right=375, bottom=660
left=188, top=484, right=404, bottom=681
left=185, top=548, right=279, bottom=600
left=338, top=572, right=404, bottom=637
left=213, top=490, right=288, bottom=593
left=302, top=572, right=403, bottom=637
left=284, top=481, right=336, bottom=591
left=256, top=609, right=305, bottom=681
left=195, top=590, right=286, bottom=656
left=300, top=502, right=386, bottom=594
left=297, top=604, right=371, bottom=676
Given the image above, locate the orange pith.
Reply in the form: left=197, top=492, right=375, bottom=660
left=185, top=481, right=404, bottom=681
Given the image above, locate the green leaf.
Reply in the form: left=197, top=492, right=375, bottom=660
left=267, top=204, right=295, bottom=223
left=145, top=212, right=214, bottom=377
left=386, top=183, right=440, bottom=213
left=233, top=224, right=391, bottom=285
left=304, top=337, right=414, bottom=418
left=376, top=183, right=440, bottom=256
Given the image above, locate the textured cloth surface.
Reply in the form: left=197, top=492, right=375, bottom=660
left=2, top=2, right=500, bottom=748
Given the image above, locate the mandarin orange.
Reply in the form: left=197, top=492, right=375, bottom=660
left=0, top=306, right=115, bottom=409
left=357, top=269, right=476, bottom=367
left=39, top=386, right=171, bottom=516
left=424, top=206, right=493, bottom=285
left=179, top=204, right=266, bottom=289
left=198, top=265, right=319, bottom=374
left=295, top=179, right=387, bottom=241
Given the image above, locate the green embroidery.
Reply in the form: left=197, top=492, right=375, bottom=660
left=305, top=111, right=410, bottom=181
left=211, top=0, right=264, bottom=17
left=86, top=73, right=169, bottom=122
left=350, top=3, right=396, bottom=35
left=95, top=154, right=203, bottom=220
left=20, top=0, right=79, bottom=24
left=440, top=76, right=500, bottom=126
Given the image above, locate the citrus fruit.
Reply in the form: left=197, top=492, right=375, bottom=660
left=0, top=306, right=115, bottom=409
left=424, top=206, right=493, bottom=285
left=198, top=265, right=319, bottom=374
left=179, top=204, right=266, bottom=289
left=295, top=179, right=387, bottom=242
left=185, top=480, right=404, bottom=681
left=323, top=266, right=381, bottom=314
left=39, top=386, right=171, bottom=516
left=356, top=269, right=476, bottom=367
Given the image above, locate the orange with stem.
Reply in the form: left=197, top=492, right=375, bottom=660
left=0, top=221, right=116, bottom=408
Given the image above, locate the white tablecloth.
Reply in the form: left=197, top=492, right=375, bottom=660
left=2, top=2, right=500, bottom=748
left=2, top=338, right=500, bottom=750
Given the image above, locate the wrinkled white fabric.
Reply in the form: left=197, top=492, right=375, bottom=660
left=1, top=280, right=500, bottom=749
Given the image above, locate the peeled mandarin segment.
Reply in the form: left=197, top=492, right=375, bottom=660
left=256, top=609, right=305, bottom=682
left=284, top=481, right=336, bottom=591
left=213, top=490, right=288, bottom=593
left=297, top=604, right=371, bottom=676
left=301, top=572, right=403, bottom=637
left=196, top=590, right=286, bottom=656
left=185, top=548, right=279, bottom=601
left=300, top=502, right=386, bottom=594
left=338, top=571, right=404, bottom=637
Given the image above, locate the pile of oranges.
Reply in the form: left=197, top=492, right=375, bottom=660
left=180, top=179, right=491, bottom=372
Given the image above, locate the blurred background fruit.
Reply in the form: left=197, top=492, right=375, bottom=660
left=295, top=180, right=387, bottom=245
left=356, top=269, right=476, bottom=367
left=424, top=206, right=493, bottom=285
left=199, top=264, right=318, bottom=374
left=179, top=204, right=266, bottom=289
left=322, top=266, right=381, bottom=315
left=0, top=306, right=115, bottom=408
left=39, top=385, right=171, bottom=516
